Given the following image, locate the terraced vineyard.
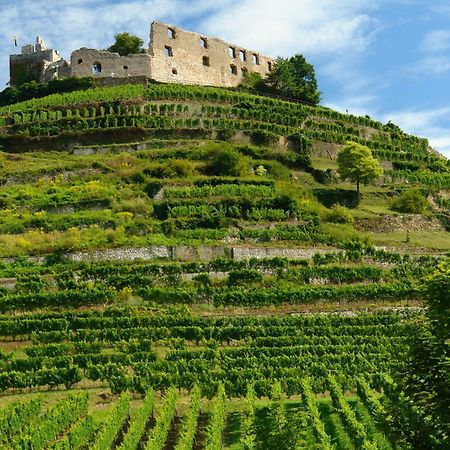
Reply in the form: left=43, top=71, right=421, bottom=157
left=0, top=82, right=448, bottom=448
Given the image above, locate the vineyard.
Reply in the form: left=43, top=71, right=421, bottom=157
left=0, top=81, right=448, bottom=448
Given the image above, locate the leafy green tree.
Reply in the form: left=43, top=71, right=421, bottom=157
left=107, top=32, right=145, bottom=56
left=337, top=142, right=383, bottom=199
left=265, top=55, right=321, bottom=105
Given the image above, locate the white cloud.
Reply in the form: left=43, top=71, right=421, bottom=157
left=325, top=94, right=379, bottom=118
left=412, top=55, right=450, bottom=77
left=421, top=29, right=450, bottom=53
left=0, top=0, right=227, bottom=88
left=198, top=0, right=377, bottom=57
left=381, top=107, right=450, bottom=157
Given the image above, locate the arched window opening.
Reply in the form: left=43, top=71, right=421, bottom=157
left=92, top=62, right=102, bottom=74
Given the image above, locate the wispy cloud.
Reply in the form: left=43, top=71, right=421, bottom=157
left=421, top=29, right=450, bottom=53
left=412, top=55, right=450, bottom=77
left=381, top=107, right=450, bottom=157
left=198, top=0, right=377, bottom=57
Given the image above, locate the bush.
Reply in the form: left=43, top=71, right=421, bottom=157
left=324, top=205, right=355, bottom=224
left=249, top=130, right=280, bottom=147
left=207, top=147, right=250, bottom=177
left=313, top=188, right=359, bottom=208
left=391, top=189, right=428, bottom=214
left=169, top=159, right=195, bottom=177
left=287, top=132, right=312, bottom=167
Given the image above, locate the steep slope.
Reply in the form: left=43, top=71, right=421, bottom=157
left=0, top=82, right=448, bottom=449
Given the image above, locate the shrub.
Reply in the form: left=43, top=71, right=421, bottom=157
left=216, top=129, right=235, bottom=141
left=287, top=132, right=312, bottom=167
left=324, top=204, right=355, bottom=224
left=207, top=147, right=250, bottom=177
left=169, top=159, right=195, bottom=177
left=313, top=188, right=359, bottom=208
left=391, top=189, right=428, bottom=214
left=249, top=130, right=280, bottom=147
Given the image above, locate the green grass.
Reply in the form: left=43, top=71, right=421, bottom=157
left=367, top=230, right=450, bottom=251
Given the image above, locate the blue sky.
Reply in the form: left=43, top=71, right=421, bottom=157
left=0, top=0, right=449, bottom=157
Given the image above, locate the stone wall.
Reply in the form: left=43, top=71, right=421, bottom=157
left=10, top=48, right=63, bottom=86
left=63, top=245, right=327, bottom=263
left=70, top=48, right=151, bottom=79
left=10, top=23, right=274, bottom=89
left=149, top=21, right=274, bottom=87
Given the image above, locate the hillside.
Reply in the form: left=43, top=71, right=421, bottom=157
left=0, top=82, right=449, bottom=449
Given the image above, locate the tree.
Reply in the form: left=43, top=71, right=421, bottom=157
left=265, top=55, right=321, bottom=105
left=337, top=142, right=383, bottom=199
left=107, top=32, right=145, bottom=56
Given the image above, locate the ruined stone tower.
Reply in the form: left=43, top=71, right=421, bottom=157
left=9, top=37, right=70, bottom=87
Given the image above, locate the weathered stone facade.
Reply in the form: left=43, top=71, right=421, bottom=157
left=70, top=48, right=151, bottom=79
left=149, top=21, right=274, bottom=87
left=9, top=37, right=66, bottom=86
left=9, top=21, right=274, bottom=89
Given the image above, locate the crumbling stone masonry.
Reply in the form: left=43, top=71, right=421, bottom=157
left=9, top=37, right=70, bottom=86
left=9, top=21, right=274, bottom=88
left=149, top=21, right=274, bottom=87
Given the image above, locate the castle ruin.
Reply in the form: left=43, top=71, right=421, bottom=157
left=9, top=21, right=274, bottom=88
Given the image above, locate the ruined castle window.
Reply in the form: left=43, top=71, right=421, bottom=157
left=123, top=66, right=128, bottom=70
left=77, top=58, right=83, bottom=64
left=164, top=46, right=173, bottom=57
left=172, top=68, right=178, bottom=75
left=229, top=47, right=236, bottom=58
left=200, top=37, right=208, bottom=49
left=239, top=50, right=246, bottom=62
left=252, top=54, right=260, bottom=65
left=92, top=62, right=102, bottom=74
left=168, top=28, right=176, bottom=39
left=268, top=61, right=272, bottom=71
left=202, top=56, right=210, bottom=67
left=241, top=67, right=248, bottom=76
left=230, top=64, right=238, bottom=75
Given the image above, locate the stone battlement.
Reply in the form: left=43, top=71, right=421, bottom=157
left=9, top=21, right=274, bottom=88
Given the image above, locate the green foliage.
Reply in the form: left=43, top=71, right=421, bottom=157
left=265, top=55, right=321, bottom=105
left=0, top=78, right=94, bottom=107
left=392, top=261, right=450, bottom=448
left=107, top=32, right=145, bottom=56
left=204, top=383, right=227, bottom=450
left=287, top=132, right=312, bottom=167
left=118, top=390, right=154, bottom=450
left=145, top=387, right=177, bottom=450
left=324, top=204, right=355, bottom=224
left=91, top=393, right=130, bottom=449
left=337, top=142, right=383, bottom=196
left=391, top=189, right=428, bottom=213
left=207, top=146, right=250, bottom=177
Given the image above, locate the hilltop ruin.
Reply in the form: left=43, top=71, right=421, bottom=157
left=9, top=21, right=274, bottom=88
